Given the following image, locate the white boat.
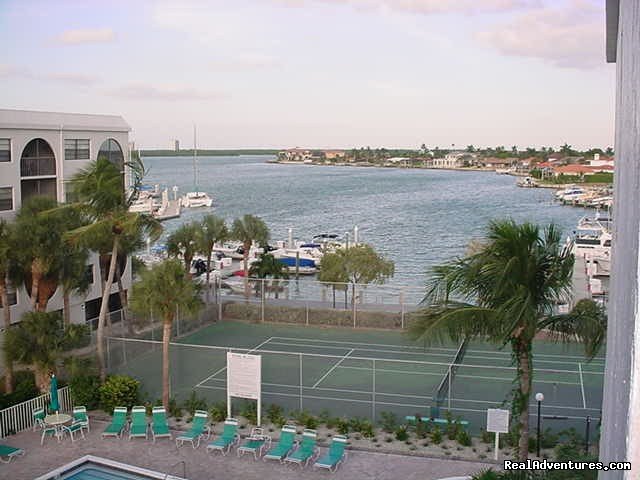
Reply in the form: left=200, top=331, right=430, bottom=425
left=556, top=186, right=586, bottom=201
left=517, top=177, right=537, bottom=188
left=182, top=125, right=213, bottom=208
left=567, top=215, right=612, bottom=257
left=495, top=168, right=512, bottom=174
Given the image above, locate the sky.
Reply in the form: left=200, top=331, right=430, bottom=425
left=0, top=0, right=615, bottom=150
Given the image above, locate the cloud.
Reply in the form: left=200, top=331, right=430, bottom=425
left=476, top=1, right=604, bottom=69
left=0, top=64, right=97, bottom=85
left=272, top=0, right=542, bottom=14
left=210, top=53, right=283, bottom=71
left=106, top=83, right=225, bottom=101
left=56, top=28, right=115, bottom=45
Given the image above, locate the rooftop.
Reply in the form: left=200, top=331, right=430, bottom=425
left=0, top=108, right=130, bottom=132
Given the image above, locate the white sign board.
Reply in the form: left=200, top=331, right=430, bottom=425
left=487, top=408, right=510, bottom=433
left=227, top=352, right=261, bottom=400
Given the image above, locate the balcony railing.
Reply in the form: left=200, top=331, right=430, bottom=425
left=20, top=157, right=56, bottom=177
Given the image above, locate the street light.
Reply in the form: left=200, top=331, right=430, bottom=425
left=535, top=392, right=544, bottom=457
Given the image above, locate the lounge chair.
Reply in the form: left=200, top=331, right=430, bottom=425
left=263, top=425, right=297, bottom=462
left=313, top=435, right=348, bottom=472
left=151, top=406, right=172, bottom=442
left=73, top=406, right=90, bottom=432
left=207, top=418, right=239, bottom=455
left=0, top=444, right=24, bottom=463
left=284, top=429, right=318, bottom=468
left=102, top=407, right=127, bottom=438
left=128, top=406, right=148, bottom=440
left=32, top=408, right=46, bottom=431
left=176, top=410, right=210, bottom=448
left=62, top=421, right=86, bottom=442
left=237, top=427, right=271, bottom=460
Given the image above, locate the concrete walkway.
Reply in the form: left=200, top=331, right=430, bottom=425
left=2, top=421, right=492, bottom=480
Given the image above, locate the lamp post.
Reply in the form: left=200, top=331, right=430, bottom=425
left=535, top=392, right=544, bottom=457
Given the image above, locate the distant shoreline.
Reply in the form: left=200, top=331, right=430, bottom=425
left=141, top=149, right=279, bottom=157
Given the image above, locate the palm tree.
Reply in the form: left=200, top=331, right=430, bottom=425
left=249, top=253, right=289, bottom=298
left=129, top=259, right=202, bottom=408
left=196, top=215, right=229, bottom=303
left=59, top=246, right=90, bottom=326
left=167, top=222, right=200, bottom=275
left=4, top=311, right=65, bottom=391
left=408, top=220, right=606, bottom=460
left=231, top=215, right=269, bottom=297
left=0, top=220, right=15, bottom=392
left=12, top=197, right=68, bottom=311
left=67, top=157, right=162, bottom=381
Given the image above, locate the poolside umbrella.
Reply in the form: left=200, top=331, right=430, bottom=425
left=49, top=374, right=59, bottom=414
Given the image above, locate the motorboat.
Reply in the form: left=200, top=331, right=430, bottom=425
left=276, top=256, right=318, bottom=275
left=182, top=191, right=213, bottom=208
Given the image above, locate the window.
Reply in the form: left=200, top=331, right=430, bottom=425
left=84, top=265, right=94, bottom=285
left=0, top=187, right=12, bottom=211
left=0, top=283, right=17, bottom=308
left=20, top=138, right=56, bottom=177
left=0, top=139, right=10, bottom=162
left=97, top=139, right=124, bottom=171
left=65, top=139, right=89, bottom=160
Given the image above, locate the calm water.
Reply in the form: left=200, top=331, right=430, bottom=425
left=143, top=155, right=589, bottom=289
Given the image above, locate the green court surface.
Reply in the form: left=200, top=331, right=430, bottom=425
left=107, top=320, right=604, bottom=433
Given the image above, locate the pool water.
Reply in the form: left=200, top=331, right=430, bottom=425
left=63, top=465, right=154, bottom=480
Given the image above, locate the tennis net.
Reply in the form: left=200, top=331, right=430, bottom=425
left=433, top=338, right=469, bottom=408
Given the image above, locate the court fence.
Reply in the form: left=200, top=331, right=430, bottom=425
left=106, top=336, right=602, bottom=435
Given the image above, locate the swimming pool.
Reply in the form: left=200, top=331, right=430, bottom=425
left=35, top=456, right=185, bottom=480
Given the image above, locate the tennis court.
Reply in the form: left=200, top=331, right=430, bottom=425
left=107, top=320, right=604, bottom=433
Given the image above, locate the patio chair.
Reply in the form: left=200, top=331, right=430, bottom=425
left=73, top=406, right=90, bottom=433
left=32, top=408, right=46, bottom=431
left=151, top=406, right=172, bottom=442
left=62, top=421, right=86, bottom=442
left=237, top=427, right=271, bottom=460
left=0, top=444, right=24, bottom=463
left=283, top=429, right=318, bottom=468
left=313, top=435, right=348, bottom=472
left=128, top=406, right=148, bottom=440
left=176, top=410, right=210, bottom=448
left=40, top=425, right=59, bottom=446
left=102, top=407, right=127, bottom=438
left=263, top=425, right=297, bottom=462
left=207, top=418, right=239, bottom=455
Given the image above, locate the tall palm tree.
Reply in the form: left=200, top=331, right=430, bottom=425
left=13, top=197, right=69, bottom=312
left=231, top=215, right=269, bottom=297
left=0, top=220, right=15, bottom=392
left=68, top=157, right=162, bottom=381
left=249, top=253, right=289, bottom=298
left=167, top=222, right=200, bottom=275
left=408, top=220, right=606, bottom=460
left=129, top=259, right=202, bottom=408
left=4, top=311, right=65, bottom=391
left=196, top=214, right=229, bottom=302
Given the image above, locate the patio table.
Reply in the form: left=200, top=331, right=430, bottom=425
left=44, top=413, right=72, bottom=440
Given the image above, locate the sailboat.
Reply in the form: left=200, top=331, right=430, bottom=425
left=182, top=125, right=213, bottom=208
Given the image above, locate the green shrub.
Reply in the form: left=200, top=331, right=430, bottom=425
left=69, top=374, right=101, bottom=410
left=480, top=428, right=493, bottom=444
left=430, top=426, right=443, bottom=444
left=168, top=397, right=182, bottom=418
left=415, top=417, right=431, bottom=439
left=240, top=401, right=258, bottom=424
left=60, top=324, right=91, bottom=351
left=444, top=411, right=461, bottom=440
left=379, top=411, right=397, bottom=433
left=99, top=375, right=140, bottom=412
left=456, top=429, right=472, bottom=447
left=359, top=420, right=375, bottom=438
left=209, top=402, right=227, bottom=422
left=471, top=470, right=501, bottom=480
left=318, top=409, right=331, bottom=424
left=266, top=404, right=286, bottom=427
left=394, top=425, right=409, bottom=442
left=335, top=417, right=350, bottom=435
left=182, top=391, right=208, bottom=416
left=0, top=371, right=39, bottom=409
left=289, top=410, right=318, bottom=429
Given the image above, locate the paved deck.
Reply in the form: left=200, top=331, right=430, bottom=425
left=2, top=421, right=492, bottom=480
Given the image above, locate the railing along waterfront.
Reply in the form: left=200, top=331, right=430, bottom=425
left=0, top=386, right=72, bottom=438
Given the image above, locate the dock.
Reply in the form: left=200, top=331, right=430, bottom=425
left=155, top=199, right=181, bottom=221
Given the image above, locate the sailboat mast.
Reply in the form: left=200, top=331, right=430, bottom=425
left=193, top=124, right=198, bottom=192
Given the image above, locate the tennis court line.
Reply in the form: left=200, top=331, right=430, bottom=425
left=312, top=348, right=354, bottom=388
left=578, top=362, right=587, bottom=409
left=195, top=336, right=275, bottom=388
left=270, top=335, right=606, bottom=364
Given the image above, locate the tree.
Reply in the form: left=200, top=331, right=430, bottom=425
left=129, top=259, right=202, bottom=408
left=196, top=215, right=229, bottom=303
left=560, top=143, right=574, bottom=156
left=12, top=197, right=69, bottom=311
left=0, top=220, right=15, bottom=392
left=466, top=145, right=475, bottom=153
left=249, top=253, right=289, bottom=298
left=67, top=157, right=162, bottom=381
left=317, top=250, right=349, bottom=308
left=167, top=222, right=200, bottom=275
left=320, top=245, right=394, bottom=315
left=4, top=311, right=66, bottom=391
left=231, top=215, right=270, bottom=297
left=408, top=220, right=606, bottom=460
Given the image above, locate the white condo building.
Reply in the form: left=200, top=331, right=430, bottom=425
left=0, top=109, right=132, bottom=328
